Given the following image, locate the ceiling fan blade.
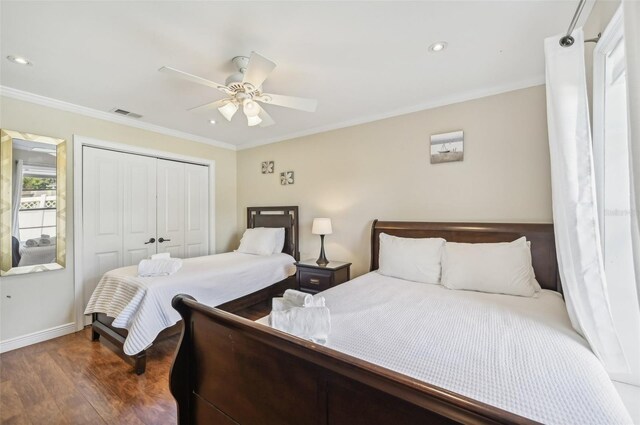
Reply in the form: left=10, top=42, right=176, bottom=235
left=242, top=52, right=276, bottom=89
left=257, top=93, right=317, bottom=112
left=159, top=66, right=230, bottom=93
left=187, top=99, right=229, bottom=112
left=257, top=106, right=275, bottom=127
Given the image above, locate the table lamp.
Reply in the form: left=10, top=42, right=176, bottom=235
left=312, top=218, right=332, bottom=266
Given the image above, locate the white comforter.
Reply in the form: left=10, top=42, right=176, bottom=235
left=271, top=272, right=632, bottom=424
left=86, top=252, right=296, bottom=355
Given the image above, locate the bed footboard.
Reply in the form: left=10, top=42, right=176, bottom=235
left=170, top=295, right=535, bottom=425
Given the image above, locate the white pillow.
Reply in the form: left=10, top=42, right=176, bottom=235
left=441, top=237, right=538, bottom=297
left=378, top=233, right=445, bottom=284
left=237, top=227, right=281, bottom=256
left=272, top=228, right=285, bottom=254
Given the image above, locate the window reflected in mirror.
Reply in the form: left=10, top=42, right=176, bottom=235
left=1, top=129, right=66, bottom=275
left=12, top=139, right=58, bottom=267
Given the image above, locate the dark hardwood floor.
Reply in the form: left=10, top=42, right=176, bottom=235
left=0, top=303, right=270, bottom=425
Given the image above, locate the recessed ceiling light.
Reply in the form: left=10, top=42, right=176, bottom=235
left=428, top=42, right=448, bottom=53
left=209, top=119, right=216, bottom=125
left=7, top=55, right=32, bottom=65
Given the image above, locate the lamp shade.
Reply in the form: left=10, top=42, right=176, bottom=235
left=312, top=218, right=332, bottom=235
left=243, top=99, right=260, bottom=117
left=247, top=115, right=262, bottom=127
left=218, top=102, right=238, bottom=121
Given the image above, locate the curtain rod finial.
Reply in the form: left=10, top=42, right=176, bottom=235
left=560, top=35, right=575, bottom=47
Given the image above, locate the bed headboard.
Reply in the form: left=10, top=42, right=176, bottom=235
left=247, top=206, right=300, bottom=261
left=370, top=221, right=560, bottom=293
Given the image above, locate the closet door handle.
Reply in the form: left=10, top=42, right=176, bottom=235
left=158, top=237, right=171, bottom=243
left=144, top=238, right=156, bottom=244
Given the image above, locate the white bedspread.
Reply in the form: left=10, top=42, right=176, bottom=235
left=262, top=272, right=632, bottom=424
left=86, top=252, right=296, bottom=355
left=18, top=244, right=56, bottom=266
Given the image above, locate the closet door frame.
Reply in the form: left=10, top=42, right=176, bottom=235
left=73, top=135, right=216, bottom=331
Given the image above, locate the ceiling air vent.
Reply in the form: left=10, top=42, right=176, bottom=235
left=111, top=108, right=143, bottom=119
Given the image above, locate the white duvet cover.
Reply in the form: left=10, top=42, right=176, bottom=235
left=265, top=272, right=632, bottom=424
left=85, top=252, right=296, bottom=355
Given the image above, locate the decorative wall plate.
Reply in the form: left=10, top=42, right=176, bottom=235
left=261, top=161, right=274, bottom=174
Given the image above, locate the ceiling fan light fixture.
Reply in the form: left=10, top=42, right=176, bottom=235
left=247, top=115, right=262, bottom=127
left=161, top=51, right=318, bottom=129
left=243, top=99, right=260, bottom=117
left=218, top=101, right=238, bottom=121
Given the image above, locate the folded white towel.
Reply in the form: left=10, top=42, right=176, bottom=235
left=40, top=234, right=51, bottom=239
left=272, top=297, right=296, bottom=311
left=38, top=237, right=52, bottom=246
left=312, top=296, right=326, bottom=307
left=269, top=306, right=331, bottom=343
left=151, top=252, right=170, bottom=260
left=25, top=239, right=38, bottom=247
left=137, top=258, right=182, bottom=277
left=284, top=289, right=321, bottom=307
left=272, top=295, right=325, bottom=311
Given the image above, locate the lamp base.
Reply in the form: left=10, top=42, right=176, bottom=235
left=316, top=234, right=329, bottom=266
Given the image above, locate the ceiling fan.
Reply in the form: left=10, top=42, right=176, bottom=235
left=159, top=52, right=318, bottom=127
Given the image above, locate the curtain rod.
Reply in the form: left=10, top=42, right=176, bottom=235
left=559, top=0, right=601, bottom=47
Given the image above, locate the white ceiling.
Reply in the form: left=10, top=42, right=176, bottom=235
left=0, top=1, right=593, bottom=149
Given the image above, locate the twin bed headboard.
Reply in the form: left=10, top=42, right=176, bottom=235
left=370, top=220, right=560, bottom=292
left=247, top=206, right=300, bottom=261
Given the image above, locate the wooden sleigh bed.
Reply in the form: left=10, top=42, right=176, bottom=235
left=90, top=206, right=300, bottom=375
left=169, top=221, right=560, bottom=424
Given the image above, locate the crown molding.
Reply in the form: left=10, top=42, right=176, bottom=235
left=2, top=74, right=546, bottom=153
left=236, top=75, right=546, bottom=150
left=0, top=86, right=237, bottom=151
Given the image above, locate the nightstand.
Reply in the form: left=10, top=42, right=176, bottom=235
left=295, top=259, right=351, bottom=294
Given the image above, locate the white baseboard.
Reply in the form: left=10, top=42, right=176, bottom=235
left=0, top=322, right=76, bottom=353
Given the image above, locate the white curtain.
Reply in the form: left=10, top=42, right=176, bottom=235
left=12, top=160, right=23, bottom=239
left=623, top=0, right=640, bottom=306
left=544, top=29, right=627, bottom=372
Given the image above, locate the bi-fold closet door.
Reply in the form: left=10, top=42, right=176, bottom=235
left=82, top=146, right=209, bottom=310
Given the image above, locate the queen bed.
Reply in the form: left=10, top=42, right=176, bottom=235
left=169, top=220, right=631, bottom=424
left=85, top=206, right=299, bottom=374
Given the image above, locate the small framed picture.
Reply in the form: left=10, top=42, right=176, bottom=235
left=280, top=171, right=294, bottom=185
left=430, top=131, right=464, bottom=164
left=261, top=161, right=274, bottom=174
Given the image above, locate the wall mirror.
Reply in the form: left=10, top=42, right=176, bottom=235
left=1, top=129, right=66, bottom=275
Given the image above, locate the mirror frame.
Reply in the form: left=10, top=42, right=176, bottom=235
left=0, top=129, right=66, bottom=275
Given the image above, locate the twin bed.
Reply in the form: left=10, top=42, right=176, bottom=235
left=169, top=220, right=631, bottom=424
left=85, top=206, right=300, bottom=374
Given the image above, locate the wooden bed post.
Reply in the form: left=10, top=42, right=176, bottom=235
left=91, top=313, right=101, bottom=341
left=170, top=294, right=196, bottom=425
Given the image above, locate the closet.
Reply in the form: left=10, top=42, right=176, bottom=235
left=81, top=146, right=209, bottom=310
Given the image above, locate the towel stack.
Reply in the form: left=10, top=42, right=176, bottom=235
left=269, top=289, right=331, bottom=343
left=25, top=234, right=53, bottom=247
left=137, top=253, right=182, bottom=277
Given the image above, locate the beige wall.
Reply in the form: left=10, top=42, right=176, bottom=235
left=0, top=95, right=237, bottom=341
left=237, top=85, right=553, bottom=277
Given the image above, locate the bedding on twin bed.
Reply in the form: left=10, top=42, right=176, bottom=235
left=86, top=252, right=296, bottom=355
left=260, top=271, right=631, bottom=424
